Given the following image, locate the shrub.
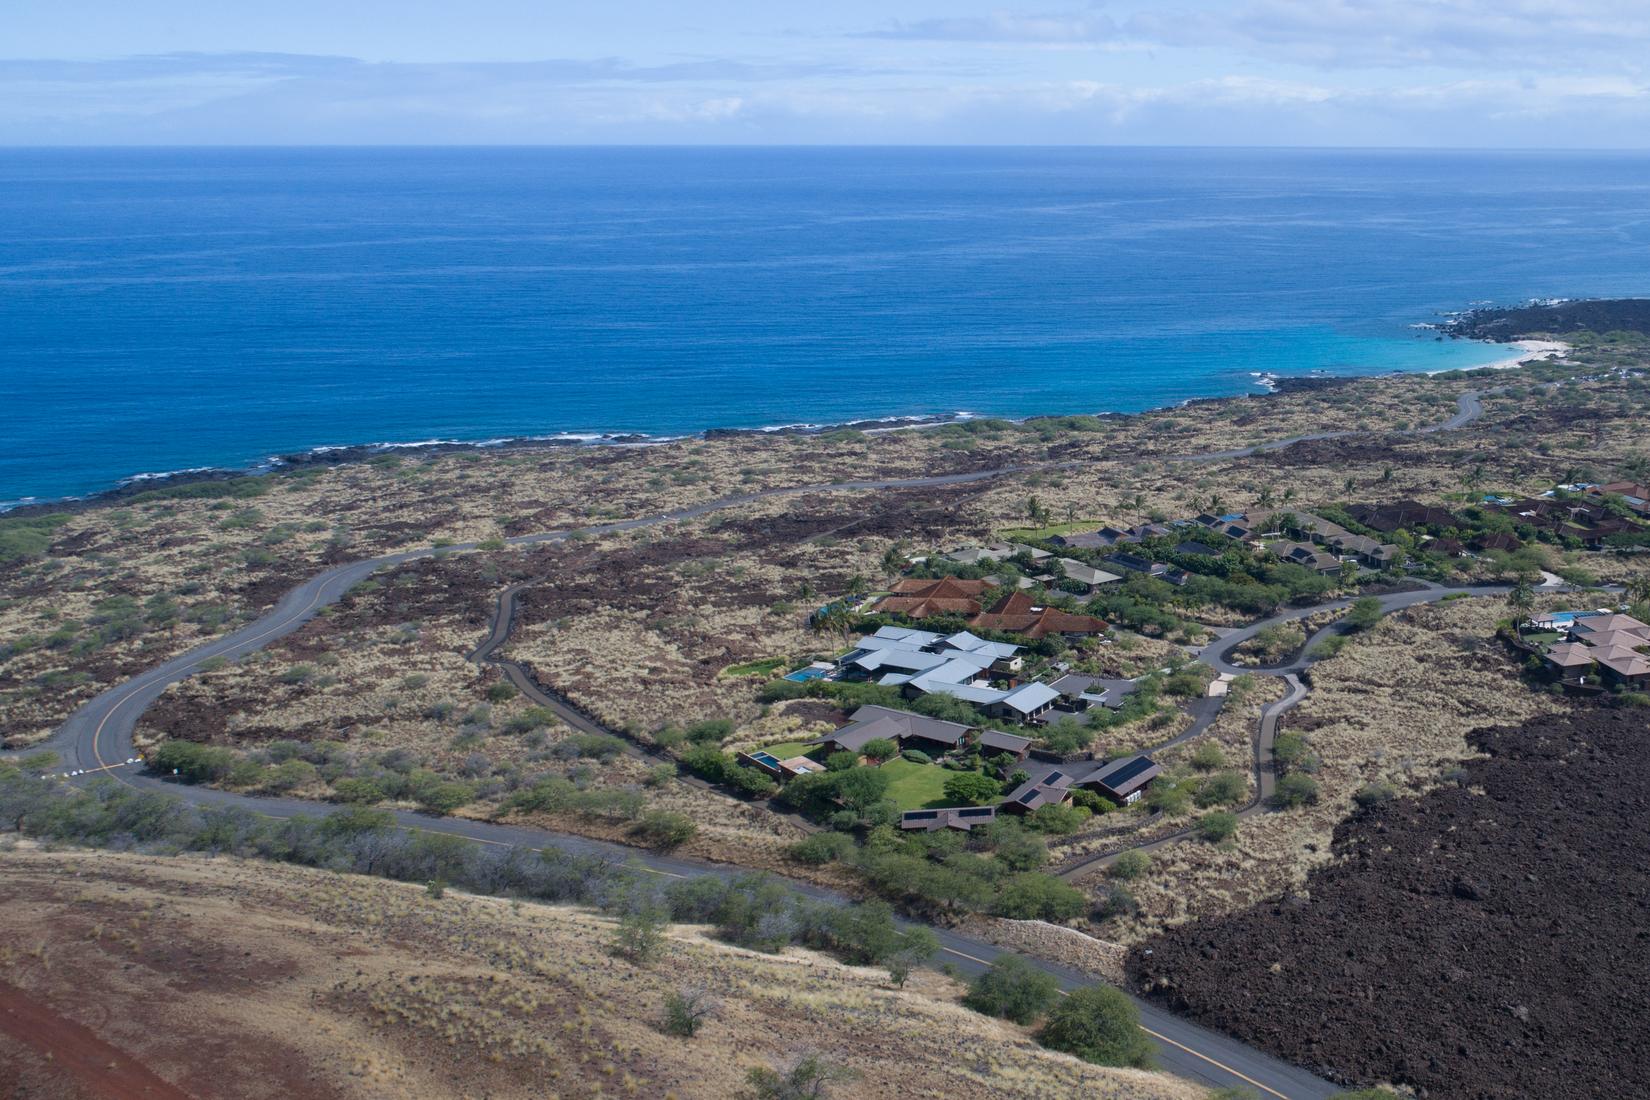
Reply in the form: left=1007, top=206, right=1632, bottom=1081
left=485, top=682, right=517, bottom=702
left=1068, top=788, right=1117, bottom=815
left=746, top=1053, right=856, bottom=1100
left=610, top=904, right=668, bottom=965
left=988, top=823, right=1049, bottom=871
left=1271, top=772, right=1320, bottom=809
left=684, top=718, right=734, bottom=745
left=833, top=766, right=891, bottom=811
left=1194, top=771, right=1247, bottom=808
left=1094, top=884, right=1139, bottom=921
left=1196, top=811, right=1238, bottom=842
left=900, top=749, right=933, bottom=765
left=1353, top=781, right=1396, bottom=808
left=942, top=772, right=1001, bottom=806
left=1108, top=850, right=1150, bottom=880
left=860, top=738, right=898, bottom=763
left=993, top=873, right=1085, bottom=922
left=1190, top=741, right=1226, bottom=771
left=408, top=780, right=469, bottom=814
left=787, top=832, right=855, bottom=865
left=1026, top=802, right=1089, bottom=835
left=631, top=810, right=698, bottom=849
left=963, top=954, right=1060, bottom=1024
left=663, top=986, right=716, bottom=1038
left=1145, top=782, right=1190, bottom=816
left=1036, top=985, right=1153, bottom=1068
left=150, top=741, right=235, bottom=784
left=724, top=765, right=779, bottom=800
left=1272, top=732, right=1317, bottom=773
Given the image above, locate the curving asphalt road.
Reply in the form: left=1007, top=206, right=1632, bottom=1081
left=15, top=387, right=1517, bottom=1100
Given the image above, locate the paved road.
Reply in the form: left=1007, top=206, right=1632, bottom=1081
left=15, top=387, right=1510, bottom=1099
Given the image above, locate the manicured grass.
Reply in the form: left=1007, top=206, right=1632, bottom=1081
left=721, top=656, right=790, bottom=679
left=757, top=741, right=816, bottom=760
left=1523, top=631, right=1562, bottom=647
left=997, top=520, right=1105, bottom=542
left=880, top=759, right=969, bottom=811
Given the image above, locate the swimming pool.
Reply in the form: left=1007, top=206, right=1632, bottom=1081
left=784, top=667, right=829, bottom=682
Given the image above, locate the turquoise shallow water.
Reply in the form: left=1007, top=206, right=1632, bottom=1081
left=2, top=146, right=1647, bottom=504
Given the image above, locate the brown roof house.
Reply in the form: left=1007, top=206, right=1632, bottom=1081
left=872, top=577, right=990, bottom=619
left=971, top=591, right=1110, bottom=640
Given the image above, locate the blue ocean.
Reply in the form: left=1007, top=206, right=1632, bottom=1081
left=3, top=147, right=1648, bottom=506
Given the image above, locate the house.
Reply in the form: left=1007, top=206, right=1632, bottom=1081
left=899, top=805, right=999, bottom=832
left=1002, top=753, right=1161, bottom=813
left=1049, top=530, right=1114, bottom=550
left=870, top=577, right=991, bottom=618
left=1586, top=482, right=1650, bottom=516
left=1103, top=551, right=1168, bottom=578
left=1267, top=540, right=1342, bottom=575
left=1543, top=641, right=1597, bottom=677
left=1055, top=557, right=1122, bottom=593
left=1174, top=540, right=1221, bottom=557
left=1427, top=537, right=1467, bottom=557
left=1346, top=501, right=1462, bottom=533
left=1048, top=672, right=1115, bottom=710
left=977, top=729, right=1034, bottom=760
left=984, top=681, right=1061, bottom=725
left=808, top=705, right=976, bottom=757
left=1472, top=531, right=1523, bottom=553
left=1077, top=755, right=1162, bottom=805
left=1001, top=769, right=1077, bottom=814
left=1570, top=614, right=1650, bottom=643
left=970, top=591, right=1110, bottom=640
left=1327, top=532, right=1402, bottom=569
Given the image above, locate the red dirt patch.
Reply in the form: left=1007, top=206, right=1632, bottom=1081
left=0, top=979, right=194, bottom=1100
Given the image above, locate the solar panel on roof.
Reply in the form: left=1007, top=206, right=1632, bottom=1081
left=904, top=810, right=940, bottom=820
left=1016, top=790, right=1039, bottom=804
left=1044, top=770, right=1065, bottom=784
left=956, top=807, right=994, bottom=818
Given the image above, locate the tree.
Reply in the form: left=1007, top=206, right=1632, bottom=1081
left=1036, top=985, right=1154, bottom=1069
left=747, top=1052, right=856, bottom=1100
left=1506, top=576, right=1537, bottom=626
left=942, top=772, right=1001, bottom=806
left=1625, top=575, right=1650, bottom=606
left=993, top=873, right=1085, bottom=921
left=833, top=766, right=892, bottom=812
left=963, top=954, right=1060, bottom=1025
left=886, top=926, right=938, bottom=988
left=1345, top=596, right=1383, bottom=631
left=663, top=985, right=716, bottom=1038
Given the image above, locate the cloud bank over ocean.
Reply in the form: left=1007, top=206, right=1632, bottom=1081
left=3, top=0, right=1649, bottom=145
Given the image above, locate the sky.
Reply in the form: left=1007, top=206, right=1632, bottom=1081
left=4, top=0, right=1650, bottom=146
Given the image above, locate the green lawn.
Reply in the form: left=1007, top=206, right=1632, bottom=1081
left=1524, top=631, right=1562, bottom=647
left=880, top=759, right=971, bottom=811
left=721, top=656, right=790, bottom=679
left=997, top=520, right=1105, bottom=542
left=757, top=741, right=817, bottom=760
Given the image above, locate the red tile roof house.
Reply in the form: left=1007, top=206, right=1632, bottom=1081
left=969, top=591, right=1110, bottom=640
left=870, top=577, right=990, bottom=619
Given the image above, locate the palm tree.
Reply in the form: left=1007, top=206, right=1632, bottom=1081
left=812, top=603, right=855, bottom=649
left=1626, top=576, right=1650, bottom=607
left=1623, top=453, right=1650, bottom=484
left=1506, top=576, right=1537, bottom=629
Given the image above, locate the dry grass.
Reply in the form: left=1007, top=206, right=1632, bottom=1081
left=0, top=846, right=1201, bottom=1100
left=1077, top=597, right=1565, bottom=942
